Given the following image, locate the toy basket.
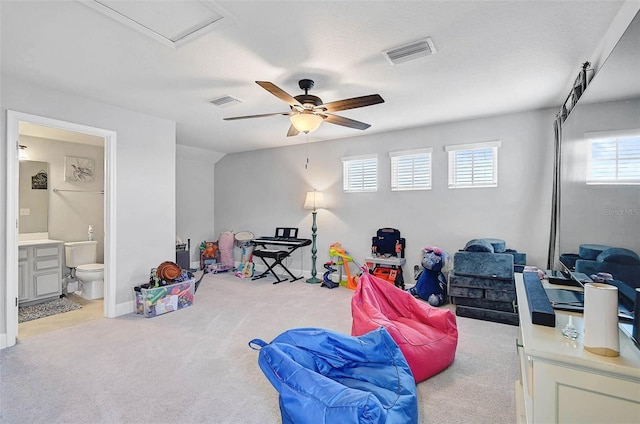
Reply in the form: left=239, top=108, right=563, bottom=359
left=133, top=275, right=195, bottom=318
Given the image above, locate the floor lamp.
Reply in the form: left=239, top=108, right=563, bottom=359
left=303, top=190, right=325, bottom=284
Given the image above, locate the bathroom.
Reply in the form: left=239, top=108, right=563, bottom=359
left=18, top=122, right=105, bottom=331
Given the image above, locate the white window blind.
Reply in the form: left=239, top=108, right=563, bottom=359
left=342, top=154, right=377, bottom=192
left=587, top=130, right=640, bottom=185
left=445, top=141, right=500, bottom=188
left=389, top=148, right=432, bottom=191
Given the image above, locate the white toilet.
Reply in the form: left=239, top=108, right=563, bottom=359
left=64, top=240, right=104, bottom=300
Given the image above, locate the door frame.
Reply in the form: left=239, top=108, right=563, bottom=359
left=5, top=110, right=117, bottom=348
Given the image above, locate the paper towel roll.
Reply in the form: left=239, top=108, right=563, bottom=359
left=583, top=283, right=619, bottom=357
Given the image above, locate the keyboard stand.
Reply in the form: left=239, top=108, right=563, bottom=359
left=251, top=249, right=302, bottom=284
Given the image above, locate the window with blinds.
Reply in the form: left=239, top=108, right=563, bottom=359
left=445, top=141, right=501, bottom=188
left=587, top=131, right=640, bottom=185
left=342, top=154, right=377, bottom=192
left=389, top=148, right=432, bottom=191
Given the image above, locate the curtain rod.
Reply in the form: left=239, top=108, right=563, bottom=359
left=53, top=188, right=104, bottom=194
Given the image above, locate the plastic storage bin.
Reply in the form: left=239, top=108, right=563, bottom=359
left=133, top=278, right=195, bottom=318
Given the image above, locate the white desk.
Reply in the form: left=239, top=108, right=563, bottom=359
left=514, top=273, right=640, bottom=423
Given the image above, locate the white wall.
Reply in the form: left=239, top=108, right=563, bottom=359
left=19, top=135, right=105, bottom=262
left=1, top=76, right=176, bottom=339
left=214, top=109, right=556, bottom=278
left=176, top=144, right=225, bottom=266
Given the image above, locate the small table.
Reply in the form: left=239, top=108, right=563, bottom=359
left=365, top=256, right=406, bottom=289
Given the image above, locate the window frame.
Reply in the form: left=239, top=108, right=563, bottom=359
left=445, top=140, right=501, bottom=189
left=341, top=154, right=378, bottom=193
left=389, top=148, right=433, bottom=191
left=586, top=129, right=640, bottom=185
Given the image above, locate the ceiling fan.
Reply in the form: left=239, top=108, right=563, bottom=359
left=223, top=79, right=384, bottom=137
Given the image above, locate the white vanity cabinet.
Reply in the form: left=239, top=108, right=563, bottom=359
left=18, top=249, right=29, bottom=302
left=514, top=273, right=640, bottom=423
left=18, top=240, right=64, bottom=304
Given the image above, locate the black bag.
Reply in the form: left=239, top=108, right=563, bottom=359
left=371, top=228, right=405, bottom=258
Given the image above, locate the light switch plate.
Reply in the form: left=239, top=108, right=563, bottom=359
left=20, top=208, right=30, bottom=216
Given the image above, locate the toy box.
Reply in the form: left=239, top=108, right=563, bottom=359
left=133, top=278, right=195, bottom=318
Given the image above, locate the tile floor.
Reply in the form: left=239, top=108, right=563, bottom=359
left=18, top=294, right=104, bottom=339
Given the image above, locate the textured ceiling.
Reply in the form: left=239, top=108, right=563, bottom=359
left=0, top=1, right=626, bottom=153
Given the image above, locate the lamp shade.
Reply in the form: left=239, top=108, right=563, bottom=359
left=290, top=110, right=323, bottom=133
left=303, top=191, right=325, bottom=210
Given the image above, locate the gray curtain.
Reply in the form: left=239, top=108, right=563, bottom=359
left=547, top=116, right=563, bottom=269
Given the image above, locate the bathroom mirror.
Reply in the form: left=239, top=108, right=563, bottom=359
left=559, top=11, right=640, bottom=257
left=19, top=160, right=49, bottom=234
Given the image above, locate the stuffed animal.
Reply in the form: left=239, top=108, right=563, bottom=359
left=408, top=246, right=449, bottom=306
left=201, top=241, right=219, bottom=259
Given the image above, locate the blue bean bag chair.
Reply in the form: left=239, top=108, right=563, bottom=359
left=249, top=327, right=418, bottom=424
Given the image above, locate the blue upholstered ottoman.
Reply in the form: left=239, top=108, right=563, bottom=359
left=450, top=239, right=519, bottom=326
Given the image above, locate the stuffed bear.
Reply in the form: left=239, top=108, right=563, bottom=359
left=201, top=241, right=219, bottom=259
left=408, top=246, right=449, bottom=306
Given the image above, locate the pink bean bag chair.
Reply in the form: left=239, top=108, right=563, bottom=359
left=351, top=270, right=458, bottom=383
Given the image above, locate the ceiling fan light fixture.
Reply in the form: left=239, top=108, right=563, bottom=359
left=290, top=111, right=323, bottom=133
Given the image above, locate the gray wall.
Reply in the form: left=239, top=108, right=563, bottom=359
left=176, top=144, right=225, bottom=266
left=1, top=76, right=176, bottom=339
left=214, top=108, right=556, bottom=277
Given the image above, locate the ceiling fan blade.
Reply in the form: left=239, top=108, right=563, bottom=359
left=286, top=124, right=300, bottom=137
left=322, top=114, right=371, bottom=130
left=256, top=81, right=302, bottom=107
left=223, top=112, right=290, bottom=121
left=318, top=94, right=384, bottom=113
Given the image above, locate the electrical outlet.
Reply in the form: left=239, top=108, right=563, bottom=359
left=20, top=208, right=30, bottom=216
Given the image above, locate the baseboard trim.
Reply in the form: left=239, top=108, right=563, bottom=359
left=115, top=300, right=134, bottom=317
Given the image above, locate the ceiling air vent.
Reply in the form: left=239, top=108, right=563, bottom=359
left=383, top=37, right=437, bottom=65
left=210, top=95, right=243, bottom=108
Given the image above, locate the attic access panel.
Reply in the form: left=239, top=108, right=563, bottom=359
left=82, top=0, right=230, bottom=48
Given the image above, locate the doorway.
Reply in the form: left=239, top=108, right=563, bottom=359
left=5, top=111, right=117, bottom=348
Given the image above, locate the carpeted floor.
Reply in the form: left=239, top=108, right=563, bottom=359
left=18, top=297, right=82, bottom=323
left=1, top=271, right=519, bottom=424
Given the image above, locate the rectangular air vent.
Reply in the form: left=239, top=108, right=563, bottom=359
left=210, top=95, right=243, bottom=108
left=383, top=37, right=437, bottom=65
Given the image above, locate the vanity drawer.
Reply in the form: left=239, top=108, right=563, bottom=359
left=35, top=246, right=60, bottom=258
left=35, top=258, right=60, bottom=270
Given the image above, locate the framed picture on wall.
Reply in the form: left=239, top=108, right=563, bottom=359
left=31, top=169, right=47, bottom=189
left=64, top=156, right=95, bottom=182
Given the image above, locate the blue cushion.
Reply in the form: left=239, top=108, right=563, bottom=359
left=579, top=244, right=610, bottom=260
left=575, top=260, right=640, bottom=289
left=464, top=239, right=494, bottom=253
left=250, top=327, right=418, bottom=424
left=560, top=253, right=580, bottom=270
left=454, top=251, right=514, bottom=280
left=482, top=238, right=507, bottom=253
left=597, top=247, right=640, bottom=265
